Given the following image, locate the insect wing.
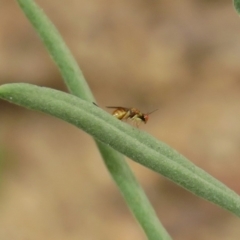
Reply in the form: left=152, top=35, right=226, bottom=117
left=106, top=106, right=130, bottom=111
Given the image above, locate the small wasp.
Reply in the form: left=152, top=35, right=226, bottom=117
left=106, top=106, right=158, bottom=126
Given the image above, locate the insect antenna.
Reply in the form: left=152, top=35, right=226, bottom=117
left=147, top=109, right=158, bottom=115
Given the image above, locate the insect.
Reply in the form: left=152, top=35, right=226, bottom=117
left=106, top=106, right=157, bottom=126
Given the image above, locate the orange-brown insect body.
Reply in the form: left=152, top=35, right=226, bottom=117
left=107, top=106, right=157, bottom=126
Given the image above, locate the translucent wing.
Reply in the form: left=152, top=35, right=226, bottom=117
left=106, top=106, right=130, bottom=111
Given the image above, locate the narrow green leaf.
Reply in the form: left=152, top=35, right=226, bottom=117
left=15, top=1, right=171, bottom=239
left=16, top=0, right=94, bottom=101
left=1, top=83, right=240, bottom=218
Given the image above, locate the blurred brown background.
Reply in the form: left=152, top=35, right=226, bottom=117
left=0, top=0, right=240, bottom=239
